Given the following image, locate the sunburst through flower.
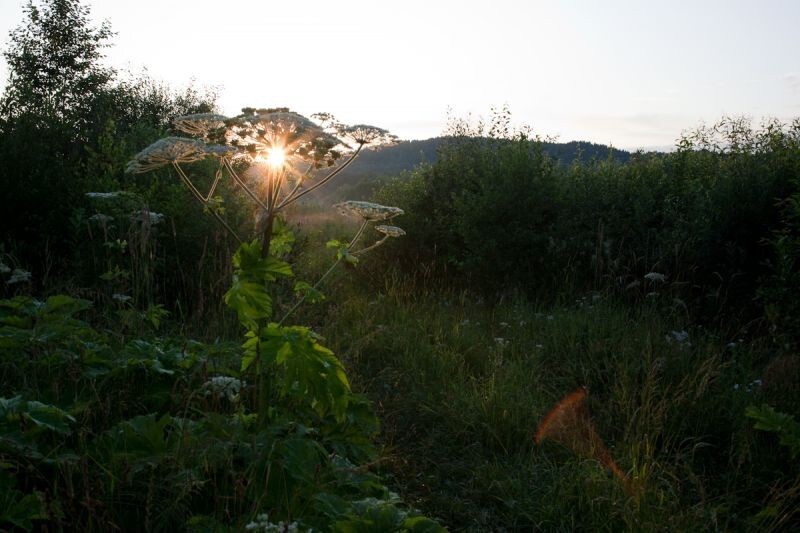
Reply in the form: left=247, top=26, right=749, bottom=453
left=265, top=146, right=286, bottom=169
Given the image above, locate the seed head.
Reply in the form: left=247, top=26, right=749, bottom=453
left=338, top=124, right=398, bottom=148
left=173, top=113, right=228, bottom=138
left=375, top=225, right=406, bottom=237
left=126, top=137, right=209, bottom=173
left=334, top=201, right=404, bottom=221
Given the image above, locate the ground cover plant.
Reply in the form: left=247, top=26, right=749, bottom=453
left=315, top=111, right=800, bottom=531
left=2, top=1, right=800, bottom=531
left=0, top=107, right=445, bottom=531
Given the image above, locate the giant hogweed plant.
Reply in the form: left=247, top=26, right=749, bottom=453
left=0, top=110, right=435, bottom=531
left=127, top=108, right=405, bottom=427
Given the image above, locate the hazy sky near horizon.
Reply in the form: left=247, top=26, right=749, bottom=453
left=0, top=0, right=798, bottom=149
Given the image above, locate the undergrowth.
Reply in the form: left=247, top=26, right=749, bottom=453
left=318, top=275, right=800, bottom=531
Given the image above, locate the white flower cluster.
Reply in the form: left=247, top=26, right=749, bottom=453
left=173, top=113, right=227, bottom=138
left=227, top=110, right=341, bottom=164
left=244, top=514, right=301, bottom=532
left=644, top=272, right=667, bottom=283
left=126, top=137, right=216, bottom=173
left=203, top=376, right=244, bottom=401
left=130, top=211, right=165, bottom=225
left=7, top=269, right=31, bottom=284
left=334, top=201, right=404, bottom=221
left=89, top=213, right=114, bottom=224
left=733, top=379, right=762, bottom=393
left=375, top=225, right=406, bottom=237
left=494, top=337, right=509, bottom=347
left=666, top=329, right=691, bottom=348
left=338, top=124, right=398, bottom=148
left=86, top=191, right=124, bottom=199
left=112, top=293, right=132, bottom=303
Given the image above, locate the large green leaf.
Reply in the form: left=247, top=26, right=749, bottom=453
left=225, top=280, right=273, bottom=331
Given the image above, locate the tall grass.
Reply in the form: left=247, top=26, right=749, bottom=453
left=313, top=271, right=798, bottom=530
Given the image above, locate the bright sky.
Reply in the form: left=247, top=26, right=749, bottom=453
left=1, top=0, right=798, bottom=150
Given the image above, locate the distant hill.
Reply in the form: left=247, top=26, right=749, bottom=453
left=314, top=137, right=636, bottom=201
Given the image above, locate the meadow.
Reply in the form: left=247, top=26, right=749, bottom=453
left=2, top=1, right=800, bottom=531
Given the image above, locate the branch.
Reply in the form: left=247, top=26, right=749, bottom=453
left=278, top=143, right=363, bottom=208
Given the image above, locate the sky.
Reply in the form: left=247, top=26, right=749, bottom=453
left=0, top=0, right=798, bottom=150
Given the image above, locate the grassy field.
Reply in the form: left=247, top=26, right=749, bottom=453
left=312, top=272, right=796, bottom=530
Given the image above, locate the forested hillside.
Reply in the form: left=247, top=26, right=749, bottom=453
left=322, top=137, right=634, bottom=200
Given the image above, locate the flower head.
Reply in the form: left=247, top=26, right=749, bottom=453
left=173, top=113, right=228, bottom=139
left=89, top=213, right=114, bottom=224
left=338, top=124, right=398, bottom=148
left=334, top=201, right=404, bottom=221
left=126, top=137, right=209, bottom=173
left=227, top=109, right=343, bottom=168
left=203, top=376, right=244, bottom=401
left=130, top=211, right=165, bottom=225
left=375, top=225, right=406, bottom=237
left=7, top=269, right=31, bottom=284
left=86, top=191, right=123, bottom=200
left=644, top=272, right=667, bottom=283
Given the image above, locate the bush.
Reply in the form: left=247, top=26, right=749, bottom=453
left=378, top=113, right=800, bottom=322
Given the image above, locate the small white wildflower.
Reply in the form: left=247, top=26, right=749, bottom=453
left=546, top=315, right=554, bottom=321
left=668, top=330, right=690, bottom=344
left=334, top=201, right=404, bottom=221
left=203, top=376, right=244, bottom=401
left=536, top=344, right=543, bottom=349
left=375, top=225, right=406, bottom=237
left=7, top=269, right=31, bottom=284
left=727, top=342, right=738, bottom=350
left=733, top=383, right=740, bottom=390
left=499, top=322, right=509, bottom=328
left=244, top=513, right=299, bottom=532
left=494, top=337, right=509, bottom=347
left=519, top=320, right=526, bottom=326
left=112, top=293, right=132, bottom=303
left=644, top=272, right=667, bottom=283
left=460, top=319, right=470, bottom=326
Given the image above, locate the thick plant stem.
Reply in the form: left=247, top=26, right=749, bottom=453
left=261, top=213, right=275, bottom=258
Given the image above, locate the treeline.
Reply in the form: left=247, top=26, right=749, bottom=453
left=0, top=0, right=250, bottom=325
left=321, top=136, right=634, bottom=201
left=376, top=113, right=800, bottom=341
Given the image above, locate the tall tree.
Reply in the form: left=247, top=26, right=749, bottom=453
left=1, top=0, right=114, bottom=133
left=0, top=0, right=115, bottom=277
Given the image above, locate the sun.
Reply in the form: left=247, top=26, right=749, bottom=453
left=265, top=146, right=286, bottom=169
